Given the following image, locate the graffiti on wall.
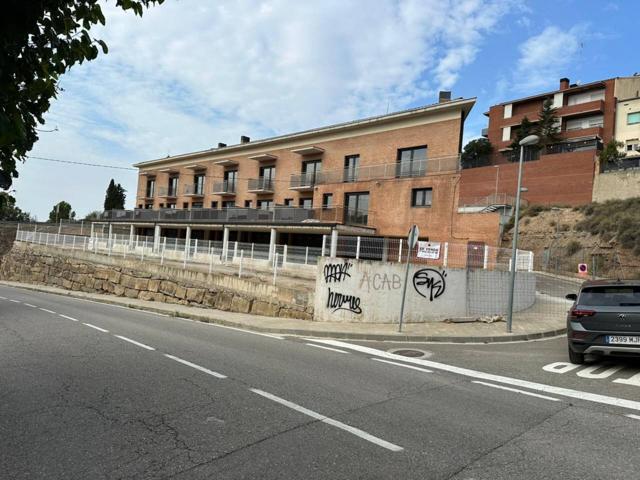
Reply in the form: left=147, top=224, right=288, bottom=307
left=359, top=272, right=402, bottom=293
left=324, top=261, right=362, bottom=315
left=413, top=268, right=447, bottom=301
left=324, top=262, right=353, bottom=283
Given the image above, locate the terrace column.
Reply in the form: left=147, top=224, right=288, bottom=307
left=108, top=223, right=113, bottom=248
left=184, top=226, right=192, bottom=258
left=268, top=228, right=277, bottom=262
left=221, top=226, right=230, bottom=261
left=153, top=224, right=161, bottom=252
left=330, top=228, right=338, bottom=258
left=90, top=222, right=95, bottom=239
left=129, top=224, right=135, bottom=247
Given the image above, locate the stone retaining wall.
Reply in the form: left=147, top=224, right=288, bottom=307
left=0, top=242, right=313, bottom=319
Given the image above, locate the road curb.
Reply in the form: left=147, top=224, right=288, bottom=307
left=0, top=281, right=567, bottom=343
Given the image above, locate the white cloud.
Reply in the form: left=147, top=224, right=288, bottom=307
left=515, top=25, right=586, bottom=91
left=19, top=0, right=520, bottom=218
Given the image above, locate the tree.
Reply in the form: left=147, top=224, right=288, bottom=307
left=598, top=139, right=627, bottom=167
left=103, top=179, right=126, bottom=210
left=507, top=116, right=537, bottom=161
left=461, top=138, right=493, bottom=168
left=83, top=210, right=102, bottom=220
left=536, top=98, right=561, bottom=148
left=48, top=201, right=75, bottom=223
left=0, top=1, right=164, bottom=191
left=0, top=193, right=32, bottom=221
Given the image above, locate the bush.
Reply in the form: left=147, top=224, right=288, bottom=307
left=565, top=240, right=581, bottom=257
left=524, top=218, right=531, bottom=226
left=549, top=220, right=557, bottom=227
left=559, top=224, right=570, bottom=232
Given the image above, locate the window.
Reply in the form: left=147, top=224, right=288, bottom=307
left=397, top=146, right=427, bottom=177
left=222, top=201, right=235, bottom=208
left=284, top=198, right=294, bottom=206
left=194, top=173, right=205, bottom=195
left=344, top=192, right=369, bottom=225
left=344, top=155, right=359, bottom=182
left=244, top=200, right=252, bottom=208
left=191, top=202, right=203, bottom=208
left=627, top=140, right=640, bottom=152
left=322, top=193, right=333, bottom=208
left=628, top=112, right=640, bottom=125
left=566, top=115, right=604, bottom=131
left=145, top=203, right=153, bottom=209
left=138, top=204, right=143, bottom=209
left=146, top=178, right=156, bottom=197
left=299, top=197, right=313, bottom=209
left=182, top=202, right=189, bottom=209
left=567, top=89, right=605, bottom=106
left=159, top=203, right=165, bottom=209
left=302, top=160, right=322, bottom=185
left=259, top=165, right=275, bottom=190
left=224, top=170, right=237, bottom=192
left=411, top=188, right=433, bottom=207
left=167, top=203, right=176, bottom=209
left=211, top=201, right=219, bottom=209
left=168, top=176, right=178, bottom=196
left=257, top=199, right=273, bottom=210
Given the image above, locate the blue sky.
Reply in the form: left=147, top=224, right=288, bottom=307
left=18, top=0, right=636, bottom=219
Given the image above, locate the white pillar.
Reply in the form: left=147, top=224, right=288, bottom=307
left=321, top=235, right=326, bottom=256
left=398, top=239, right=403, bottom=263
left=282, top=244, right=287, bottom=266
left=443, top=242, right=449, bottom=268
left=129, top=224, right=135, bottom=249
left=233, top=241, right=238, bottom=259
left=222, top=227, right=230, bottom=261
left=483, top=245, right=489, bottom=269
left=330, top=229, right=338, bottom=258
left=184, top=226, right=192, bottom=258
left=356, top=236, right=361, bottom=260
left=268, top=227, right=277, bottom=261
left=108, top=223, right=113, bottom=248
left=153, top=224, right=161, bottom=252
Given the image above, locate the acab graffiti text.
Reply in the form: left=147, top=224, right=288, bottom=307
left=326, top=287, right=362, bottom=314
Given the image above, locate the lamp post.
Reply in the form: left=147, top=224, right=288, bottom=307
left=506, top=134, right=539, bottom=333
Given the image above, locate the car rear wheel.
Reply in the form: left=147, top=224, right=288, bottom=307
left=568, top=346, right=585, bottom=364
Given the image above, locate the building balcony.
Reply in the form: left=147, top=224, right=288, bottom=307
left=289, top=173, right=318, bottom=191
left=156, top=186, right=178, bottom=198
left=247, top=177, right=275, bottom=193
left=558, top=99, right=605, bottom=119
left=183, top=183, right=205, bottom=196
left=212, top=181, right=236, bottom=195
left=560, top=126, right=603, bottom=141
left=99, top=206, right=375, bottom=228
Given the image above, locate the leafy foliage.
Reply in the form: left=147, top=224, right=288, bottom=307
left=103, top=179, right=126, bottom=210
left=536, top=98, right=561, bottom=148
left=461, top=138, right=493, bottom=168
left=0, top=193, right=32, bottom=221
left=83, top=210, right=102, bottom=220
left=48, top=201, right=75, bottom=222
left=598, top=139, right=627, bottom=166
left=0, top=0, right=163, bottom=189
left=509, top=116, right=535, bottom=152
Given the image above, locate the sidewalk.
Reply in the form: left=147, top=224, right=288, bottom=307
left=0, top=280, right=567, bottom=343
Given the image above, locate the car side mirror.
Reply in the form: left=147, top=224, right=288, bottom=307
left=565, top=293, right=578, bottom=302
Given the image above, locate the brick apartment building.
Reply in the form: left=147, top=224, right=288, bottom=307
left=460, top=75, right=640, bottom=207
left=102, top=95, right=504, bottom=252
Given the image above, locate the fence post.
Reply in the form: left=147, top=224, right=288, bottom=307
left=234, top=241, right=238, bottom=259
left=194, top=238, right=198, bottom=260
left=72, top=235, right=76, bottom=251
left=321, top=235, right=326, bottom=256
left=305, top=246, right=309, bottom=265
left=251, top=243, right=254, bottom=260
left=46, top=232, right=49, bottom=246
left=239, top=250, right=243, bottom=278
left=209, top=246, right=214, bottom=274
left=80, top=220, right=84, bottom=236
left=141, top=240, right=146, bottom=261
left=483, top=245, right=489, bottom=270
left=160, top=242, right=165, bottom=265
left=283, top=244, right=287, bottom=267
left=330, top=229, right=338, bottom=258
left=273, top=252, right=278, bottom=285
left=398, top=239, right=403, bottom=263
left=528, top=251, right=534, bottom=272
left=443, top=242, right=449, bottom=268
left=58, top=219, right=62, bottom=235
left=83, top=236, right=87, bottom=252
left=108, top=233, right=112, bottom=256
left=123, top=236, right=127, bottom=259
left=356, top=236, right=361, bottom=260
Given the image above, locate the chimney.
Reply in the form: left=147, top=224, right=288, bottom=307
left=217, top=142, right=227, bottom=148
left=559, top=78, right=570, bottom=91
left=438, top=91, right=451, bottom=103
left=240, top=135, right=250, bottom=144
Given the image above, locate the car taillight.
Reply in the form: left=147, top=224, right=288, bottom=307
left=569, top=308, right=596, bottom=318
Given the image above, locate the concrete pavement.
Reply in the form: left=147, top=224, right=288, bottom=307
left=0, top=280, right=569, bottom=342
left=2, top=284, right=640, bottom=479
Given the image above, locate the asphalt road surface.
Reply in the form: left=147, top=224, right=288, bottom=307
left=2, top=285, right=640, bottom=479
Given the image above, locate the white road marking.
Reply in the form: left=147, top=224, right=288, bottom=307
left=164, top=354, right=227, bottom=379
left=626, top=414, right=640, bottom=421
left=305, top=343, right=350, bottom=354
left=83, top=322, right=109, bottom=333
left=23, top=303, right=37, bottom=308
left=371, top=358, right=433, bottom=373
left=39, top=308, right=56, bottom=314
left=9, top=299, right=20, bottom=303
left=114, top=335, right=155, bottom=351
left=310, top=339, right=640, bottom=413
left=472, top=381, right=560, bottom=402
left=59, top=314, right=78, bottom=322
left=0, top=296, right=6, bottom=299
left=250, top=388, right=403, bottom=452
left=203, top=321, right=284, bottom=340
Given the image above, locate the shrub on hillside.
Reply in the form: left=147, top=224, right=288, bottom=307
left=575, top=197, right=640, bottom=254
left=565, top=240, right=581, bottom=257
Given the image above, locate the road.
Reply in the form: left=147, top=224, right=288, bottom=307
left=2, top=285, right=640, bottom=479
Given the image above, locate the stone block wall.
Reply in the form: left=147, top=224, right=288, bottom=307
left=0, top=242, right=313, bottom=320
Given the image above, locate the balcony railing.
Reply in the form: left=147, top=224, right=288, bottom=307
left=601, top=155, right=640, bottom=173
left=545, top=138, right=602, bottom=155
left=184, top=183, right=205, bottom=196
left=289, top=172, right=318, bottom=189
left=212, top=181, right=236, bottom=194
left=157, top=186, right=178, bottom=197
left=100, top=206, right=375, bottom=227
left=247, top=177, right=275, bottom=192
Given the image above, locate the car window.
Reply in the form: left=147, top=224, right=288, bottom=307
left=579, top=286, right=640, bottom=306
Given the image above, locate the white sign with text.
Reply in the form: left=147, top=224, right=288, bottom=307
left=416, top=241, right=441, bottom=259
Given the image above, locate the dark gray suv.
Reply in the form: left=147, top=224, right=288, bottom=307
left=566, top=280, right=640, bottom=364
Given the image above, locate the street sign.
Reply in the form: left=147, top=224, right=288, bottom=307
left=417, top=241, right=440, bottom=260
left=400, top=224, right=420, bottom=333
left=578, top=263, right=588, bottom=277
left=408, top=225, right=419, bottom=249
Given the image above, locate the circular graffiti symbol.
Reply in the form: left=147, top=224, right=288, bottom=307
left=412, top=268, right=447, bottom=301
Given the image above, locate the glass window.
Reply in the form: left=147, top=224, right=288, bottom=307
left=322, top=193, right=333, bottom=208
left=182, top=202, right=189, bottom=209
left=344, top=192, right=369, bottom=225
left=302, top=160, right=322, bottom=185
left=222, top=201, right=235, bottom=208
left=259, top=165, right=275, bottom=189
left=397, top=146, right=427, bottom=177
left=579, top=286, right=640, bottom=306
left=628, top=112, right=640, bottom=125
left=411, top=188, right=433, bottom=207
left=194, top=173, right=205, bottom=195
left=284, top=198, right=294, bottom=206
left=211, top=201, right=218, bottom=209
left=224, top=170, right=237, bottom=191
left=257, top=199, right=273, bottom=210
left=244, top=200, right=252, bottom=208
left=344, top=155, right=360, bottom=182
left=145, top=203, right=153, bottom=209
left=167, top=203, right=176, bottom=209
left=146, top=178, right=156, bottom=197
left=299, top=197, right=313, bottom=209
left=168, top=176, right=178, bottom=196
left=191, top=202, right=203, bottom=208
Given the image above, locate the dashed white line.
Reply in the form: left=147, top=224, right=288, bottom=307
left=626, top=414, right=640, bottom=421
left=113, top=335, right=155, bottom=351
left=39, top=308, right=56, bottom=314
left=23, top=303, right=37, bottom=308
left=83, top=322, right=109, bottom=333
left=59, top=314, right=78, bottom=322
left=250, top=388, right=403, bottom=452
left=164, top=354, right=227, bottom=379
left=371, top=358, right=433, bottom=373
left=0, top=296, right=6, bottom=299
left=9, top=299, right=21, bottom=303
left=204, top=321, right=284, bottom=340
left=305, top=343, right=350, bottom=354
left=472, top=381, right=560, bottom=402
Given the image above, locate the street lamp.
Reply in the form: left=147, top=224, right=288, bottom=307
left=506, top=134, right=539, bottom=333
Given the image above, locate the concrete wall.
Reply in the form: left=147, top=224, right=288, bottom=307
left=592, top=168, right=640, bottom=202
left=0, top=242, right=313, bottom=319
left=313, top=257, right=535, bottom=323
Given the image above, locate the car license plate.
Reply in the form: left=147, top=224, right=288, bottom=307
left=607, top=336, right=640, bottom=345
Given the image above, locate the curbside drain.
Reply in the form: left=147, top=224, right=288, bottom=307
left=388, top=348, right=431, bottom=358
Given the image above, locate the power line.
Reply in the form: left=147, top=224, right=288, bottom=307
left=26, top=155, right=137, bottom=171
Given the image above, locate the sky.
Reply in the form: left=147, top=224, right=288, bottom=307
left=17, top=0, right=637, bottom=220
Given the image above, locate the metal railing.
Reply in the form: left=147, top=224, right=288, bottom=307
left=289, top=172, right=318, bottom=189
left=156, top=186, right=178, bottom=197
left=601, top=155, right=640, bottom=173
left=184, top=183, right=205, bottom=196
left=212, top=180, right=236, bottom=194
left=545, top=138, right=601, bottom=155
left=460, top=193, right=524, bottom=209
left=247, top=177, right=275, bottom=191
